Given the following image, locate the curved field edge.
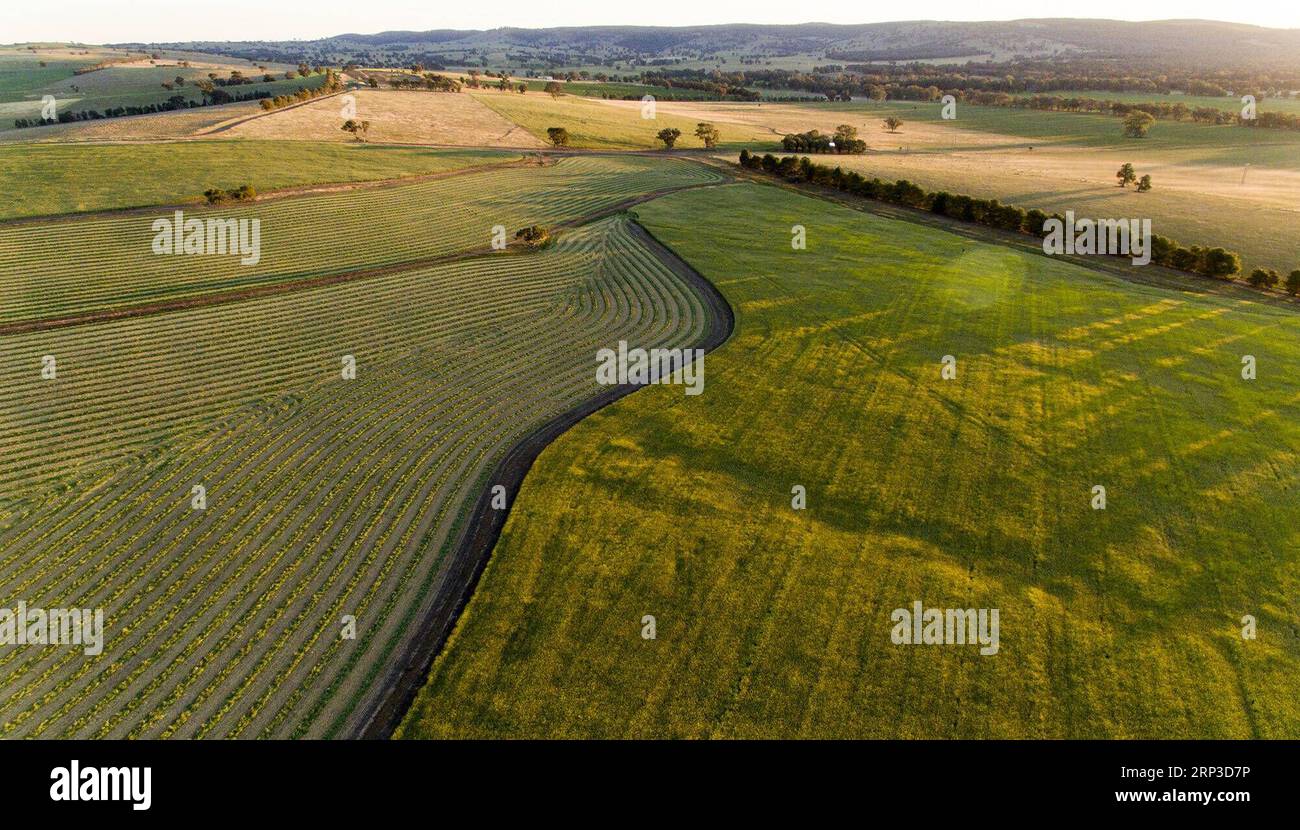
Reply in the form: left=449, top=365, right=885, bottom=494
left=361, top=221, right=734, bottom=737
left=397, top=181, right=1300, bottom=739
left=0, top=215, right=707, bottom=738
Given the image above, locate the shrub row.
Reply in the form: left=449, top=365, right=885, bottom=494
left=203, top=185, right=257, bottom=205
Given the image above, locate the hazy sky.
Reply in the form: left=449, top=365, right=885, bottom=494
left=8, top=1, right=1298, bottom=44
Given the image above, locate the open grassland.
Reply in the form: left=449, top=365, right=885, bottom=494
left=0, top=155, right=724, bottom=322
left=0, top=141, right=521, bottom=220
left=0, top=213, right=713, bottom=738
left=471, top=91, right=777, bottom=150
left=399, top=182, right=1300, bottom=739
left=220, top=89, right=545, bottom=147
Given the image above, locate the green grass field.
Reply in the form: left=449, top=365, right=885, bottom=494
left=0, top=142, right=521, bottom=219
left=0, top=209, right=712, bottom=738
left=398, top=181, right=1300, bottom=739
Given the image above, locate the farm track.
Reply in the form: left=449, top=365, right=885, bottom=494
left=355, top=218, right=735, bottom=739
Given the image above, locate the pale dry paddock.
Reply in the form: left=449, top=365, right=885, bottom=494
left=218, top=89, right=547, bottom=148
left=629, top=98, right=1300, bottom=211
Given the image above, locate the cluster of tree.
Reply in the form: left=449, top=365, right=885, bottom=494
left=1115, top=163, right=1153, bottom=191
left=514, top=226, right=552, bottom=249
left=203, top=185, right=256, bottom=204
left=1248, top=267, right=1300, bottom=293
left=737, top=150, right=1277, bottom=288
left=387, top=73, right=462, bottom=92
left=638, top=70, right=761, bottom=101
left=780, top=125, right=866, bottom=154
left=257, top=70, right=343, bottom=112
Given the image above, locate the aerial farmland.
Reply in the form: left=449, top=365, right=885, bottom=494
left=0, top=11, right=1298, bottom=786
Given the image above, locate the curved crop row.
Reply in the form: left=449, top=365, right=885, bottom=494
left=0, top=214, right=709, bottom=738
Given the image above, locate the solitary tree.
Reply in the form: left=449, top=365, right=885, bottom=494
left=1136, top=174, right=1153, bottom=192
left=883, top=116, right=903, bottom=132
left=694, top=122, right=720, bottom=149
left=1116, top=163, right=1137, bottom=188
left=544, top=81, right=563, bottom=99
left=341, top=119, right=369, bottom=141
left=546, top=126, right=570, bottom=147
left=1123, top=110, right=1155, bottom=138
left=656, top=127, right=682, bottom=149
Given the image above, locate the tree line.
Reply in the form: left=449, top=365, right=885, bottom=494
left=256, top=70, right=344, bottom=112
left=737, top=150, right=1299, bottom=293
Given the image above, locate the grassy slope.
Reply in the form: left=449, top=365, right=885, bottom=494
left=399, top=182, right=1300, bottom=739
left=471, top=91, right=777, bottom=150
left=0, top=142, right=519, bottom=218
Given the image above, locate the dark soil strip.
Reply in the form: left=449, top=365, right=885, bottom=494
left=353, top=218, right=735, bottom=739
left=0, top=181, right=731, bottom=337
